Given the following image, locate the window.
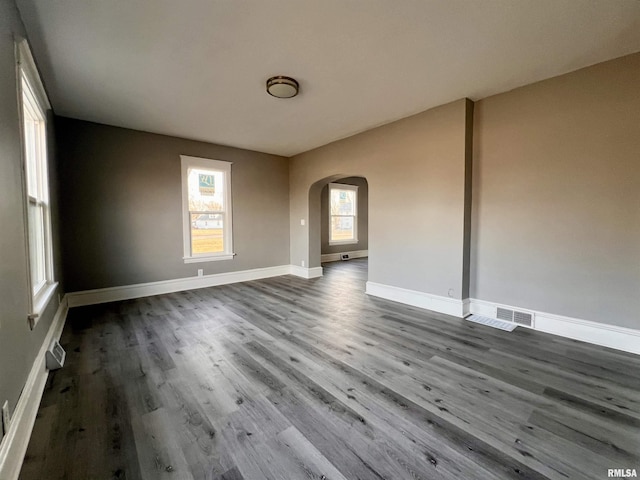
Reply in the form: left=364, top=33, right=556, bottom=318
left=19, top=40, right=56, bottom=324
left=329, top=183, right=358, bottom=245
left=181, top=155, right=234, bottom=262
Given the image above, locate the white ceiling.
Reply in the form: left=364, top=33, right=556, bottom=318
left=16, top=0, right=640, bottom=157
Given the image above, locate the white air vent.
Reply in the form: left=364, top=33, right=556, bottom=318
left=467, top=315, right=517, bottom=331
left=496, top=307, right=513, bottom=321
left=45, top=339, right=66, bottom=370
left=496, top=307, right=534, bottom=328
left=513, top=310, right=533, bottom=327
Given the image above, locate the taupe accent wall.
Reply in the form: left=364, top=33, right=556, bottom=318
left=290, top=99, right=473, bottom=300
left=320, top=177, right=369, bottom=256
left=472, top=52, right=640, bottom=329
left=0, top=0, right=63, bottom=415
left=57, top=117, right=290, bottom=292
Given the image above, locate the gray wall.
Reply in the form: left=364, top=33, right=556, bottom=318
left=56, top=117, right=290, bottom=292
left=0, top=0, right=63, bottom=416
left=320, top=177, right=368, bottom=256
left=290, top=99, right=472, bottom=300
left=472, top=52, right=640, bottom=329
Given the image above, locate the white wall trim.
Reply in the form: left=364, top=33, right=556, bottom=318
left=321, top=249, right=368, bottom=263
left=0, top=296, right=68, bottom=480
left=462, top=298, right=471, bottom=317
left=468, top=298, right=640, bottom=355
left=289, top=265, right=324, bottom=279
left=366, top=282, right=467, bottom=317
left=67, top=265, right=292, bottom=307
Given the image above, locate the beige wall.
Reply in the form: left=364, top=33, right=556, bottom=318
left=290, top=99, right=473, bottom=300
left=472, top=52, right=640, bottom=329
left=0, top=0, right=63, bottom=416
left=320, top=177, right=368, bottom=256
left=4, top=4, right=637, bottom=426
left=57, top=117, right=290, bottom=292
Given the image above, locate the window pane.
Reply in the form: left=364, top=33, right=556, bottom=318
left=28, top=202, right=46, bottom=293
left=187, top=168, right=224, bottom=212
left=190, top=213, right=224, bottom=254
left=331, top=216, right=355, bottom=242
left=330, top=188, right=355, bottom=216
left=24, top=117, right=39, bottom=198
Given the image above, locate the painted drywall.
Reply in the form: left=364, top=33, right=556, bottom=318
left=56, top=117, right=290, bottom=292
left=320, top=177, right=368, bottom=256
left=290, top=99, right=472, bottom=300
left=0, top=0, right=63, bottom=418
left=461, top=102, right=474, bottom=299
left=472, top=52, right=640, bottom=329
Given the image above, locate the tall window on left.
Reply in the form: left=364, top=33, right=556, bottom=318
left=19, top=41, right=56, bottom=326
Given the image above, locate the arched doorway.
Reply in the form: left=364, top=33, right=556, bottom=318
left=307, top=174, right=369, bottom=287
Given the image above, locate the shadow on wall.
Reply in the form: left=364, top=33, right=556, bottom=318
left=308, top=174, right=369, bottom=271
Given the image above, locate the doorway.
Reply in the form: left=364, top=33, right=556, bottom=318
left=308, top=175, right=369, bottom=288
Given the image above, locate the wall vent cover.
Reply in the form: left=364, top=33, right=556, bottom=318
left=496, top=307, right=534, bottom=327
left=513, top=310, right=533, bottom=327
left=45, top=339, right=66, bottom=370
left=467, top=314, right=517, bottom=331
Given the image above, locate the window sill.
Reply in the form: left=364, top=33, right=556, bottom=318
left=183, top=253, right=235, bottom=264
left=329, top=240, right=358, bottom=246
left=30, top=281, right=58, bottom=329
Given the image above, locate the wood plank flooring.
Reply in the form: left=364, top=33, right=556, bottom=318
left=20, top=259, right=640, bottom=479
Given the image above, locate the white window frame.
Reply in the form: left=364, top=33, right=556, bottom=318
left=329, top=183, right=358, bottom=246
left=180, top=155, right=234, bottom=263
left=17, top=39, right=57, bottom=327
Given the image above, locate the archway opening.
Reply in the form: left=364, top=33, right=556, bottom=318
left=308, top=174, right=369, bottom=287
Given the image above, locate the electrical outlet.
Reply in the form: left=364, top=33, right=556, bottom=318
left=197, top=269, right=204, bottom=277
left=301, top=260, right=305, bottom=267
left=300, top=219, right=305, bottom=226
left=2, top=401, right=10, bottom=437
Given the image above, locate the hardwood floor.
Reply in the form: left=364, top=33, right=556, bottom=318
left=20, top=259, right=640, bottom=479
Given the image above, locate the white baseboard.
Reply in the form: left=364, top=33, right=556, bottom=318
left=321, top=250, right=368, bottom=263
left=468, top=298, right=640, bottom=355
left=462, top=298, right=471, bottom=317
left=67, top=265, right=293, bottom=307
left=467, top=298, right=503, bottom=319
left=0, top=296, right=69, bottom=480
left=365, top=281, right=467, bottom=317
left=289, top=265, right=323, bottom=279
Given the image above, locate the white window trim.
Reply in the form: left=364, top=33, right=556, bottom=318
left=180, top=155, right=235, bottom=263
left=328, top=183, right=359, bottom=246
left=17, top=39, right=57, bottom=328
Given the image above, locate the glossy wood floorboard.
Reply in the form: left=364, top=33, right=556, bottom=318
left=20, top=259, right=640, bottom=480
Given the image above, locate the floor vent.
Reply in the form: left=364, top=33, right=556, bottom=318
left=466, top=315, right=517, bottom=331
left=45, top=339, right=66, bottom=370
left=496, top=307, right=534, bottom=327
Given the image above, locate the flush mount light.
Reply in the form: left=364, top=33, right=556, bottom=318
left=266, top=76, right=299, bottom=98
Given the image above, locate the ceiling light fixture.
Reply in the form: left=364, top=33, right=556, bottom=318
left=266, top=76, right=299, bottom=98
